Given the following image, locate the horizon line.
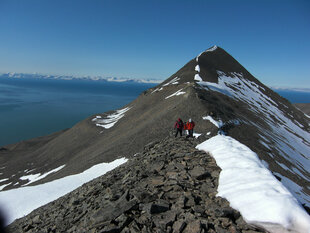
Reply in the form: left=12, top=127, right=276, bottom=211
left=1, top=72, right=310, bottom=91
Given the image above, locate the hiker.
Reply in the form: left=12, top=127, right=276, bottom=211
left=186, top=118, right=195, bottom=138
left=174, top=118, right=184, bottom=137
left=183, top=121, right=188, bottom=136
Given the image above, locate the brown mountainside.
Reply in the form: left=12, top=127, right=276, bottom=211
left=0, top=46, right=309, bottom=211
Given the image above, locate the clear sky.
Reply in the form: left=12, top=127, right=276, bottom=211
left=0, top=0, right=309, bottom=88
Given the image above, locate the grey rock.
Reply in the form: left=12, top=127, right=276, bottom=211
left=173, top=220, right=186, bottom=233
left=183, top=220, right=201, bottom=233
left=143, top=200, right=170, bottom=214
left=153, top=210, right=177, bottom=228
left=214, top=225, right=230, bottom=233
left=115, top=214, right=132, bottom=229
left=189, top=166, right=211, bottom=180
left=152, top=161, right=165, bottom=172
left=192, top=205, right=205, bottom=215
left=6, top=137, right=265, bottom=233
left=101, top=224, right=121, bottom=233
left=32, top=215, right=40, bottom=224
left=91, top=191, right=137, bottom=224
left=127, top=220, right=140, bottom=233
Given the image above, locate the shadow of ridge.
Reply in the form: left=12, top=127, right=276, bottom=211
left=249, top=220, right=299, bottom=233
left=0, top=208, right=6, bottom=233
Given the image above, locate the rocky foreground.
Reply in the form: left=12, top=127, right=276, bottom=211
left=7, top=137, right=265, bottom=233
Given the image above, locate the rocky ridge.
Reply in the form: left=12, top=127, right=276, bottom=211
left=7, top=136, right=264, bottom=233
left=1, top=46, right=309, bottom=214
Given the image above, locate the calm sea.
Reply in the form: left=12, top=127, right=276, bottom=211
left=0, top=78, right=309, bottom=146
left=272, top=89, right=310, bottom=104
left=0, top=78, right=155, bottom=146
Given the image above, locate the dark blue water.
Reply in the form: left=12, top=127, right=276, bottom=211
left=0, top=78, right=156, bottom=146
left=0, top=77, right=309, bottom=146
left=272, top=89, right=310, bottom=104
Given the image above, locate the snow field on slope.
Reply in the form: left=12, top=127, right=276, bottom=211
left=196, top=135, right=310, bottom=233
left=202, top=116, right=223, bottom=128
left=196, top=71, right=310, bottom=206
left=195, top=65, right=200, bottom=72
left=151, top=87, right=163, bottom=94
left=151, top=77, right=180, bottom=94
left=194, top=74, right=202, bottom=82
left=0, top=183, right=12, bottom=191
left=162, top=77, right=179, bottom=86
left=165, top=89, right=186, bottom=99
left=0, top=178, right=8, bottom=183
left=151, top=76, right=180, bottom=94
left=92, top=107, right=130, bottom=129
left=20, top=165, right=65, bottom=186
left=0, top=158, right=127, bottom=225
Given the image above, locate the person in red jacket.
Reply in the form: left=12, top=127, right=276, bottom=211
left=186, top=118, right=195, bottom=138
left=174, top=118, right=184, bottom=137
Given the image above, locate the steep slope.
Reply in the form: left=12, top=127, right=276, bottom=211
left=295, top=103, right=310, bottom=116
left=157, top=46, right=310, bottom=209
left=7, top=137, right=265, bottom=233
left=0, top=75, right=228, bottom=189
left=0, top=46, right=309, bottom=231
left=191, top=47, right=310, bottom=209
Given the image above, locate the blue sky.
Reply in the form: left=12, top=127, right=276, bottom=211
left=0, top=0, right=309, bottom=88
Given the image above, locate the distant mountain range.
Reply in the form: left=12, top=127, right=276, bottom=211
left=1, top=46, right=310, bottom=233
left=1, top=72, right=310, bottom=93
left=271, top=86, right=310, bottom=93
left=0, top=72, right=161, bottom=84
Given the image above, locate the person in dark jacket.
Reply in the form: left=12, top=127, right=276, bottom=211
left=186, top=118, right=195, bottom=138
left=174, top=118, right=184, bottom=137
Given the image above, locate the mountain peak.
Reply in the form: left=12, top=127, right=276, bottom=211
left=1, top=46, right=310, bottom=233
left=160, top=45, right=251, bottom=86
left=196, top=45, right=219, bottom=62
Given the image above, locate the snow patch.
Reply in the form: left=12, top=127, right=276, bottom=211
left=196, top=46, right=218, bottom=62
left=259, top=140, right=271, bottom=150
left=196, top=135, right=310, bottom=233
left=273, top=173, right=310, bottom=208
left=24, top=168, right=35, bottom=174
left=193, top=133, right=201, bottom=138
left=304, top=113, right=310, bottom=119
left=205, top=45, right=218, bottom=52
left=194, top=74, right=202, bottom=82
left=195, top=65, right=200, bottom=72
left=202, top=116, right=223, bottom=128
left=0, top=182, right=12, bottom=191
left=93, top=107, right=130, bottom=129
left=196, top=52, right=204, bottom=62
left=162, top=77, right=179, bottom=86
left=151, top=87, right=163, bottom=94
left=0, top=178, right=9, bottom=183
left=197, top=71, right=310, bottom=206
left=0, top=158, right=127, bottom=225
left=261, top=160, right=269, bottom=169
left=20, top=165, right=65, bottom=186
left=165, top=89, right=186, bottom=99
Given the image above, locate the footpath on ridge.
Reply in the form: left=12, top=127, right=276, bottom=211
left=7, top=137, right=265, bottom=233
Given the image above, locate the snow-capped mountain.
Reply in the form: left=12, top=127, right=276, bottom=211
left=0, top=72, right=161, bottom=84
left=0, top=46, right=309, bottom=232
